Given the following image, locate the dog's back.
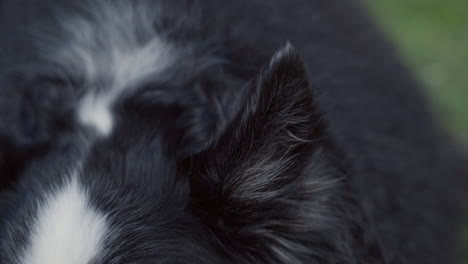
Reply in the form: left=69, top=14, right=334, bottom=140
left=0, top=0, right=466, bottom=263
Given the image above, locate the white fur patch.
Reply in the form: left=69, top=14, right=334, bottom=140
left=44, top=1, right=174, bottom=135
left=21, top=176, right=108, bottom=264
left=78, top=93, right=114, bottom=136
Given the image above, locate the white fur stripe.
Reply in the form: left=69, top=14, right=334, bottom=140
left=78, top=93, right=114, bottom=136
left=21, top=176, right=108, bottom=264
left=48, top=1, right=174, bottom=136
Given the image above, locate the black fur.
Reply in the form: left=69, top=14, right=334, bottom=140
left=0, top=0, right=466, bottom=263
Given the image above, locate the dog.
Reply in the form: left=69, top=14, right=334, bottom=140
left=0, top=0, right=466, bottom=263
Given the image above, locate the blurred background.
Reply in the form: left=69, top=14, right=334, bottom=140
left=363, top=0, right=468, bottom=261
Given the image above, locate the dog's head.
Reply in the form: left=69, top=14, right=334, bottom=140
left=0, top=1, right=344, bottom=262
left=0, top=43, right=343, bottom=264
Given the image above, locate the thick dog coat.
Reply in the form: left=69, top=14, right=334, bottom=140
left=0, top=0, right=465, bottom=263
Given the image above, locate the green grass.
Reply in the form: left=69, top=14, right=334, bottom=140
left=364, top=0, right=468, bottom=141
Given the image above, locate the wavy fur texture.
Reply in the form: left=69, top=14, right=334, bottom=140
left=0, top=0, right=465, bottom=264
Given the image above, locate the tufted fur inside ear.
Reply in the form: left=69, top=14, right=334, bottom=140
left=181, top=44, right=337, bottom=263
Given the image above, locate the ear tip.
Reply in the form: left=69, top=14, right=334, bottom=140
left=270, top=41, right=305, bottom=70
left=283, top=41, right=295, bottom=51
left=272, top=41, right=299, bottom=60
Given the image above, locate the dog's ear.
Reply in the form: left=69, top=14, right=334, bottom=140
left=181, top=44, right=337, bottom=263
